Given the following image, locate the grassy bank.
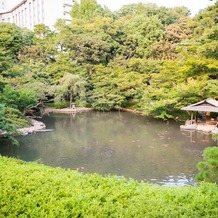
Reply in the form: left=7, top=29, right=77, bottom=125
left=0, top=156, right=217, bottom=217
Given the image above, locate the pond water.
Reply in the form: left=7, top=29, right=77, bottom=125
left=0, top=111, right=216, bottom=186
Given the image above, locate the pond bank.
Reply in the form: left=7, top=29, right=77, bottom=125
left=180, top=122, right=218, bottom=134
left=0, top=107, right=94, bottom=137
left=121, top=108, right=144, bottom=114
left=0, top=119, right=46, bottom=137
left=1, top=110, right=215, bottom=185
left=17, top=119, right=46, bottom=135
left=19, top=107, right=94, bottom=135
left=44, top=107, right=144, bottom=114
left=44, top=107, right=93, bottom=113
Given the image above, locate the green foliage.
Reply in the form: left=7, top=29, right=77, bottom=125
left=71, top=0, right=107, bottom=20
left=196, top=147, right=218, bottom=183
left=34, top=24, right=51, bottom=39
left=0, top=85, right=37, bottom=112
left=54, top=73, right=87, bottom=107
left=0, top=156, right=217, bottom=217
left=120, top=15, right=164, bottom=58
left=0, top=23, right=33, bottom=73
left=0, top=2, right=218, bottom=121
left=2, top=106, right=29, bottom=128
left=115, top=3, right=189, bottom=25
left=0, top=84, right=35, bottom=141
left=0, top=47, right=14, bottom=73
left=0, top=23, right=33, bottom=60
left=212, top=133, right=218, bottom=142
left=88, top=63, right=144, bottom=111
left=0, top=75, right=6, bottom=92
left=53, top=101, right=70, bottom=109
left=0, top=104, right=28, bottom=143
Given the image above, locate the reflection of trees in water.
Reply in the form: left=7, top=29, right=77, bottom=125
left=180, top=130, right=215, bottom=156
left=0, top=111, right=214, bottom=184
left=0, top=136, right=40, bottom=161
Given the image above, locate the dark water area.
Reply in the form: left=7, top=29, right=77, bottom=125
left=0, top=111, right=216, bottom=186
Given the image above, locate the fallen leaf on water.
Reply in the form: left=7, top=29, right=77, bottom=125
left=162, top=144, right=169, bottom=147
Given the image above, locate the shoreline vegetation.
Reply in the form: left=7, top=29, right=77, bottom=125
left=0, top=155, right=217, bottom=217
left=17, top=119, right=46, bottom=135
left=0, top=118, right=46, bottom=137
left=18, top=107, right=142, bottom=136
left=1, top=106, right=216, bottom=137
left=0, top=2, right=218, bottom=215
left=1, top=2, right=217, bottom=142
left=23, top=107, right=146, bottom=136
left=44, top=106, right=93, bottom=113
left=0, top=107, right=93, bottom=137
left=0, top=107, right=137, bottom=138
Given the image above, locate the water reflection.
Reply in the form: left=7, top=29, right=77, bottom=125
left=0, top=111, right=216, bottom=186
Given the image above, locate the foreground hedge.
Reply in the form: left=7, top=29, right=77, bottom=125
left=0, top=156, right=217, bottom=217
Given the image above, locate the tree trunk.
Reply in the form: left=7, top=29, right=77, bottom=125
left=70, top=86, right=73, bottom=107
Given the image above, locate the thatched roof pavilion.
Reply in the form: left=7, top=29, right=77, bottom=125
left=180, top=98, right=218, bottom=132
left=181, top=98, right=218, bottom=113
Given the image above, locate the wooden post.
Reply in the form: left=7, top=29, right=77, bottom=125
left=191, top=112, right=193, bottom=124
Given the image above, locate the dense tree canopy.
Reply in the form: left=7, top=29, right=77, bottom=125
left=0, top=1, right=217, bottom=136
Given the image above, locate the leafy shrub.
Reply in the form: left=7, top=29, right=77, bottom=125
left=0, top=104, right=28, bottom=130
left=54, top=101, right=70, bottom=109
left=0, top=85, right=37, bottom=112
left=0, top=105, right=29, bottom=144
left=46, top=101, right=70, bottom=109
left=196, top=146, right=218, bottom=183
left=0, top=156, right=217, bottom=217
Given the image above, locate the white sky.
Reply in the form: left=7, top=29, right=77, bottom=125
left=6, top=0, right=215, bottom=16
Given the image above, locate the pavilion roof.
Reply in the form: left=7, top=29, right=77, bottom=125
left=181, top=98, right=218, bottom=113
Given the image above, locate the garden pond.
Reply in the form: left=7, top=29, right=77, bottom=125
left=0, top=111, right=216, bottom=186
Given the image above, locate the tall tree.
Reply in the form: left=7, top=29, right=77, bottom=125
left=71, top=0, right=105, bottom=20
left=55, top=73, right=87, bottom=107
left=0, top=23, right=33, bottom=60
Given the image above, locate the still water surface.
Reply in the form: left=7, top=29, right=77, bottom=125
left=0, top=111, right=215, bottom=186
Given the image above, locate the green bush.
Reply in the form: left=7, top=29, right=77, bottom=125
left=196, top=146, right=218, bottom=183
left=0, top=156, right=217, bottom=217
left=0, top=104, right=29, bottom=144
left=46, top=101, right=70, bottom=109
left=54, top=101, right=70, bottom=109
left=0, top=85, right=37, bottom=112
